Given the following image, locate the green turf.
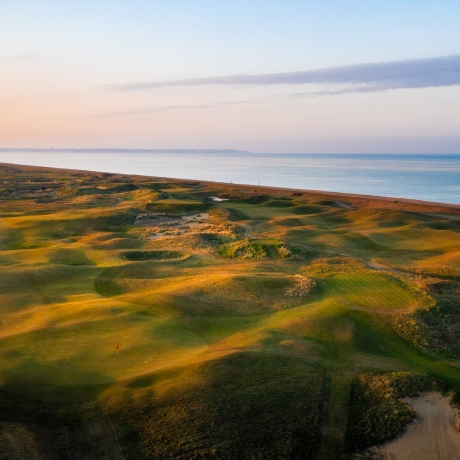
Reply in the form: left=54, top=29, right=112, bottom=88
left=0, top=315, right=206, bottom=389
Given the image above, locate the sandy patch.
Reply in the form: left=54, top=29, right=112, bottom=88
left=209, top=196, right=229, bottom=201
left=333, top=200, right=354, bottom=209
left=375, top=392, right=460, bottom=460
left=135, top=212, right=208, bottom=226
left=135, top=212, right=210, bottom=239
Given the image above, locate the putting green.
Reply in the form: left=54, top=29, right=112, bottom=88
left=326, top=273, right=417, bottom=309
left=0, top=315, right=207, bottom=387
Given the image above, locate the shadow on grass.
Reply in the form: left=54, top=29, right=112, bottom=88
left=1, top=356, right=116, bottom=403
left=117, top=352, right=325, bottom=459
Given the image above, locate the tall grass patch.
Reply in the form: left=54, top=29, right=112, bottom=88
left=346, top=372, right=444, bottom=451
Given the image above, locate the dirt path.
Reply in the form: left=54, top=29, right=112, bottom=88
left=375, top=392, right=460, bottom=460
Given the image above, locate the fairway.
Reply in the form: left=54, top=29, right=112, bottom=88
left=0, top=315, right=207, bottom=387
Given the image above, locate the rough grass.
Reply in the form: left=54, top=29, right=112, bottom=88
left=0, top=421, right=66, bottom=459
left=217, top=239, right=267, bottom=259
left=114, top=353, right=325, bottom=459
left=346, top=372, right=444, bottom=451
left=392, top=279, right=460, bottom=359
left=97, top=268, right=306, bottom=315
left=145, top=198, right=209, bottom=212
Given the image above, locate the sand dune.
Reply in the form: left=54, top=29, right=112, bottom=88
left=376, top=392, right=460, bottom=460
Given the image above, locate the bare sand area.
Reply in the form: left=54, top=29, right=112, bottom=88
left=375, top=392, right=460, bottom=460
left=134, top=212, right=211, bottom=239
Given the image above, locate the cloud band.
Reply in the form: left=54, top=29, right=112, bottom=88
left=107, top=55, right=460, bottom=94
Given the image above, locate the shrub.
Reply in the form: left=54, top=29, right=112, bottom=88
left=218, top=239, right=267, bottom=259
left=285, top=275, right=317, bottom=297
left=346, top=372, right=444, bottom=451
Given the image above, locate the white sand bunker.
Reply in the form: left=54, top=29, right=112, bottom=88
left=376, top=392, right=460, bottom=460
left=135, top=212, right=213, bottom=239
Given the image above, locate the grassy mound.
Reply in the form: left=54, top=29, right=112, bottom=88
left=393, top=279, right=460, bottom=359
left=131, top=188, right=161, bottom=201
left=218, top=239, right=267, bottom=259
left=277, top=217, right=305, bottom=226
left=223, top=207, right=249, bottom=221
left=96, top=268, right=307, bottom=315
left=48, top=248, right=94, bottom=265
left=54, top=186, right=79, bottom=196
left=292, top=205, right=323, bottom=215
left=303, top=257, right=369, bottom=275
left=264, top=198, right=294, bottom=207
left=145, top=198, right=209, bottom=212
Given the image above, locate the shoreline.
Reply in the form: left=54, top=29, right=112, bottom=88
left=1, top=161, right=460, bottom=213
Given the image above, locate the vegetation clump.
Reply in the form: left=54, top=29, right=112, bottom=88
left=284, top=243, right=315, bottom=260
left=347, top=372, right=444, bottom=451
left=121, top=353, right=325, bottom=459
left=217, top=239, right=267, bottom=259
left=303, top=257, right=369, bottom=275
left=285, top=275, right=317, bottom=297
left=54, top=186, right=79, bottom=196
left=403, top=266, right=460, bottom=281
left=393, top=278, right=460, bottom=358
left=131, top=188, right=161, bottom=201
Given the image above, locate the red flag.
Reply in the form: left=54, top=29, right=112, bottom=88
left=116, top=344, right=119, bottom=350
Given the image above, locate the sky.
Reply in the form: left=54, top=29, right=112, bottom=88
left=1, top=1, right=460, bottom=153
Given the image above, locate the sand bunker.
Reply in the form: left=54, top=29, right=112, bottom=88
left=375, top=392, right=460, bottom=460
left=135, top=212, right=212, bottom=239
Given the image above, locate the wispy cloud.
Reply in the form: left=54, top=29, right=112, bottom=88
left=106, top=55, right=460, bottom=95
left=99, top=100, right=251, bottom=117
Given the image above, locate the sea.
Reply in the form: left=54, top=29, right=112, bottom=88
left=0, top=150, right=459, bottom=205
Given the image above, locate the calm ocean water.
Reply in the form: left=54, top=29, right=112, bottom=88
left=0, top=151, right=459, bottom=205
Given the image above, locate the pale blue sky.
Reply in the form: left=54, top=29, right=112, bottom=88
left=1, top=1, right=460, bottom=152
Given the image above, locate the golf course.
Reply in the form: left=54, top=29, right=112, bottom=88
left=0, top=162, right=459, bottom=459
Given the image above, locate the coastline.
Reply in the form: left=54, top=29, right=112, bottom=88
left=1, top=161, right=460, bottom=214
